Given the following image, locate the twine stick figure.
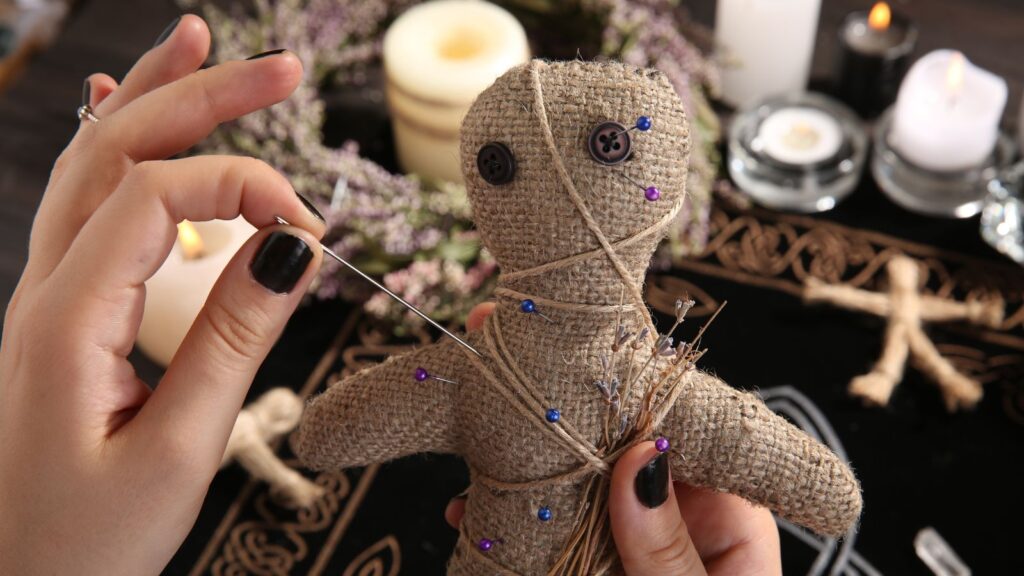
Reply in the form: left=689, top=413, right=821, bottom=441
left=221, top=388, right=324, bottom=508
left=804, top=255, right=1004, bottom=411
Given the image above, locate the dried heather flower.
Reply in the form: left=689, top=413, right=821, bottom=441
left=673, top=341, right=690, bottom=363
left=655, top=335, right=674, bottom=356
left=614, top=325, right=634, bottom=351
left=675, top=299, right=695, bottom=323
left=185, top=0, right=721, bottom=335
left=632, top=327, right=651, bottom=350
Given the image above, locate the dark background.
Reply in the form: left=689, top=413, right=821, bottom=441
left=1, top=0, right=1022, bottom=574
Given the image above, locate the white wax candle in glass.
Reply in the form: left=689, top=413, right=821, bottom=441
left=891, top=50, right=1007, bottom=172
left=383, top=0, right=530, bottom=183
left=136, top=219, right=254, bottom=367
left=715, top=0, right=822, bottom=108
left=754, top=107, right=843, bottom=166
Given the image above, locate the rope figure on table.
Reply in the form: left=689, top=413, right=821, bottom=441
left=293, top=60, right=862, bottom=575
left=804, top=255, right=1005, bottom=411
left=222, top=388, right=324, bottom=508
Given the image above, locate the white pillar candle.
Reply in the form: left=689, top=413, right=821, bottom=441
left=891, top=50, right=1007, bottom=172
left=383, top=0, right=530, bottom=184
left=715, top=0, right=822, bottom=108
left=136, top=218, right=255, bottom=367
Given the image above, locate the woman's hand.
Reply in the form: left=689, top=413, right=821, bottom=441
left=607, top=441, right=781, bottom=575
left=449, top=303, right=782, bottom=575
left=0, top=16, right=325, bottom=574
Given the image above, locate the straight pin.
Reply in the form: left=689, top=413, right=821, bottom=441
left=612, top=115, right=652, bottom=138
left=274, top=216, right=482, bottom=357
left=519, top=298, right=554, bottom=322
left=618, top=172, right=661, bottom=202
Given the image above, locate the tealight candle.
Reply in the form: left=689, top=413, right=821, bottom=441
left=136, top=218, right=255, bottom=367
left=836, top=2, right=917, bottom=117
left=715, top=0, right=822, bottom=108
left=383, top=0, right=529, bottom=183
left=754, top=106, right=843, bottom=166
left=727, top=92, right=867, bottom=213
left=891, top=50, right=1008, bottom=172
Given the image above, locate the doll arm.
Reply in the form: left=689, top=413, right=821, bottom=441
left=292, top=338, right=467, bottom=471
left=660, top=371, right=862, bottom=537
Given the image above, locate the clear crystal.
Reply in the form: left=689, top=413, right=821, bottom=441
left=981, top=165, right=1024, bottom=265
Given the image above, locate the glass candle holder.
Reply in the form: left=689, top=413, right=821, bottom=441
left=981, top=161, right=1024, bottom=265
left=872, top=107, right=1017, bottom=218
left=727, top=93, right=868, bottom=213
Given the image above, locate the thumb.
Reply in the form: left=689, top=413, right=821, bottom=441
left=609, top=441, right=707, bottom=576
left=135, top=224, right=321, bottom=466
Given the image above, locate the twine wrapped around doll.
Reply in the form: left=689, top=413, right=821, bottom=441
left=295, top=60, right=862, bottom=575
left=804, top=255, right=1004, bottom=411
left=461, top=294, right=720, bottom=575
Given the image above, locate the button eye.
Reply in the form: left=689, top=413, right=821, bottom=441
left=477, top=142, right=516, bottom=185
left=588, top=121, right=632, bottom=165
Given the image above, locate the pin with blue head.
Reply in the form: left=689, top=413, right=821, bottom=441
left=614, top=115, right=652, bottom=138
left=519, top=299, right=554, bottom=322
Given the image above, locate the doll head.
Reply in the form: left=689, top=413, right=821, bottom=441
left=460, top=60, right=690, bottom=303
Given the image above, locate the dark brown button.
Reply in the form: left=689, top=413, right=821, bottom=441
left=477, top=142, right=516, bottom=185
left=588, top=121, right=632, bottom=165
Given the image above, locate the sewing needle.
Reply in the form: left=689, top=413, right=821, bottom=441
left=274, top=216, right=482, bottom=357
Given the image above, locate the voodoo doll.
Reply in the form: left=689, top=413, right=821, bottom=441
left=294, top=60, right=862, bottom=575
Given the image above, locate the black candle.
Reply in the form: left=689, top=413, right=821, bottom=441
left=836, top=2, right=917, bottom=118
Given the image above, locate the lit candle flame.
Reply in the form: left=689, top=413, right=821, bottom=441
left=177, top=221, right=205, bottom=260
left=868, top=2, right=891, bottom=31
left=945, top=51, right=966, bottom=99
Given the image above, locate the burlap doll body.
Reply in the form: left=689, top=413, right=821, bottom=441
left=294, top=60, right=862, bottom=574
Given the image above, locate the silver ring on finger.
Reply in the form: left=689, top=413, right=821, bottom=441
left=77, top=104, right=100, bottom=123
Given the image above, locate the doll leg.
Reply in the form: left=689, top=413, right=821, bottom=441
left=849, top=321, right=910, bottom=407
left=907, top=328, right=983, bottom=411
left=233, top=434, right=324, bottom=508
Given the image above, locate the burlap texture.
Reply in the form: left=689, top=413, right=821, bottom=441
left=294, top=60, right=862, bottom=575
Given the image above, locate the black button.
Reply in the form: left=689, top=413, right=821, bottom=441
left=477, top=142, right=516, bottom=185
left=588, top=121, right=632, bottom=165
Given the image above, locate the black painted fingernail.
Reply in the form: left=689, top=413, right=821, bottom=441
left=635, top=453, right=669, bottom=509
left=297, top=193, right=324, bottom=222
left=246, top=49, right=286, bottom=61
left=81, top=78, right=91, bottom=107
left=154, top=16, right=181, bottom=47
left=250, top=232, right=312, bottom=294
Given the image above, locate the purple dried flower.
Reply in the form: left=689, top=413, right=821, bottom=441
left=188, top=0, right=720, bottom=334
left=656, top=335, right=674, bottom=356
left=675, top=299, right=695, bottom=323
left=614, top=325, right=634, bottom=350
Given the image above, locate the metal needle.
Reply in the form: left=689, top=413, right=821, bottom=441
left=275, top=216, right=482, bottom=357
